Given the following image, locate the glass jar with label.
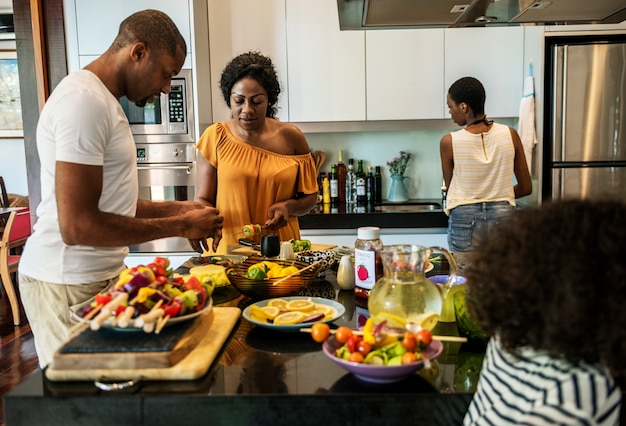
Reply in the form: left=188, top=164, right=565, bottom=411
left=354, top=226, right=384, bottom=300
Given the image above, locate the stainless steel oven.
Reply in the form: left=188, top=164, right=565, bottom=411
left=129, top=143, right=197, bottom=253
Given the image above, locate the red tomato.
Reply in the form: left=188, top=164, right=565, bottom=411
left=148, top=262, right=167, bottom=277
left=334, top=327, right=353, bottom=344
left=402, top=352, right=418, bottom=365
left=356, top=340, right=372, bottom=356
left=348, top=352, right=364, bottom=363
left=156, top=275, right=169, bottom=285
left=154, top=256, right=170, bottom=269
left=114, top=305, right=127, bottom=317
left=346, top=335, right=362, bottom=353
left=94, top=294, right=113, bottom=306
left=401, top=331, right=417, bottom=352
left=163, top=302, right=182, bottom=317
left=416, top=329, right=433, bottom=349
left=311, top=323, right=331, bottom=343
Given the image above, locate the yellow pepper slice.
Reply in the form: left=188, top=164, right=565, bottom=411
left=363, top=317, right=377, bottom=345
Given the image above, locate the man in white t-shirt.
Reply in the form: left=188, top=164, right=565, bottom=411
left=18, top=10, right=224, bottom=368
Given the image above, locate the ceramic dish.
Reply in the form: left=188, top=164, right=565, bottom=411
left=72, top=297, right=213, bottom=332
left=322, top=336, right=443, bottom=383
left=242, top=296, right=345, bottom=332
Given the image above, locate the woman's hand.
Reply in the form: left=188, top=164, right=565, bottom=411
left=264, top=201, right=290, bottom=230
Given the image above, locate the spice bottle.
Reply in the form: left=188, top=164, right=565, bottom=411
left=354, top=226, right=384, bottom=300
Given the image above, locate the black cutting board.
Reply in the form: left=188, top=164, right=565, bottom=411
left=59, top=320, right=194, bottom=354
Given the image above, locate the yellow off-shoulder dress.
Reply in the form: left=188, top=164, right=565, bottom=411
left=196, top=122, right=318, bottom=254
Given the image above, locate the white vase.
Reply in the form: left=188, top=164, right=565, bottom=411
left=336, top=255, right=355, bottom=290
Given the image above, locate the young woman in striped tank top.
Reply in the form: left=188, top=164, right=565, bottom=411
left=440, top=77, right=532, bottom=265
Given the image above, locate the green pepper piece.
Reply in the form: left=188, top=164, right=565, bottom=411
left=245, top=267, right=268, bottom=280
left=382, top=341, right=407, bottom=359
left=181, top=289, right=198, bottom=309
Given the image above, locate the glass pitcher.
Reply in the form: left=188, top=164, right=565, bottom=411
left=367, top=244, right=457, bottom=330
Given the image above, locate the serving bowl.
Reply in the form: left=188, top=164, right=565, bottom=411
left=322, top=337, right=443, bottom=383
left=296, top=249, right=336, bottom=277
left=226, top=256, right=323, bottom=300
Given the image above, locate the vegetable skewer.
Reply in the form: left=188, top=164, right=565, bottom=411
left=299, top=327, right=467, bottom=343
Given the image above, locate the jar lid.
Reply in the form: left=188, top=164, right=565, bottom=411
left=357, top=226, right=380, bottom=240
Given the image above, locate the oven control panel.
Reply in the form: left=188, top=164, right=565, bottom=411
left=135, top=143, right=196, bottom=164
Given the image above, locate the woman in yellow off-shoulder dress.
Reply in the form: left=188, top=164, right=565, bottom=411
left=191, top=52, right=318, bottom=254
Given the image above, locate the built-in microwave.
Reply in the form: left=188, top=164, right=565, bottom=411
left=119, top=69, right=194, bottom=143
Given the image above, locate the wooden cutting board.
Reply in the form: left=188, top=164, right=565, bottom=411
left=231, top=242, right=336, bottom=256
left=45, top=307, right=240, bottom=382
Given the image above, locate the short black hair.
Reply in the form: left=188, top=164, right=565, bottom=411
left=112, top=9, right=187, bottom=59
left=219, top=51, right=280, bottom=119
left=448, top=76, right=486, bottom=115
left=465, top=199, right=626, bottom=374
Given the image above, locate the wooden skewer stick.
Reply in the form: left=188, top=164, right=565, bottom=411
left=299, top=327, right=468, bottom=343
left=272, top=260, right=324, bottom=286
left=155, top=315, right=171, bottom=335
left=69, top=304, right=103, bottom=335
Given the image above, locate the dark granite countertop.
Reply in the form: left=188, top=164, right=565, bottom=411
left=299, top=199, right=449, bottom=229
left=5, top=267, right=477, bottom=426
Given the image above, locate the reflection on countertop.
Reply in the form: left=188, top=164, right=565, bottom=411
left=300, top=199, right=448, bottom=229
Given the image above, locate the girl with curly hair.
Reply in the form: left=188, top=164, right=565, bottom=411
left=462, top=199, right=625, bottom=425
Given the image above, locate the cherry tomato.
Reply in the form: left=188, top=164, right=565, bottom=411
left=402, top=352, right=418, bottom=365
left=94, top=294, right=112, bottom=306
left=416, top=329, right=433, bottom=349
left=335, top=326, right=353, bottom=344
left=356, top=340, right=372, bottom=356
left=346, top=335, right=362, bottom=353
left=156, top=275, right=169, bottom=285
left=154, top=256, right=170, bottom=269
left=348, top=352, right=364, bottom=363
left=401, top=331, right=417, bottom=352
left=311, top=323, right=331, bottom=343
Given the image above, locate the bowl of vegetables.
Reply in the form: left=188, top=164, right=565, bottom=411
left=226, top=256, right=322, bottom=300
left=315, top=318, right=443, bottom=384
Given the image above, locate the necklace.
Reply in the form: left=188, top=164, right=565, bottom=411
left=468, top=117, right=493, bottom=127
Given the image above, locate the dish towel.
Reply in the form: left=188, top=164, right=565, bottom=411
left=518, top=76, right=537, bottom=174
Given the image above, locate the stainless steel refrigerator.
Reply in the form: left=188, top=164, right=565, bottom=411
left=543, top=34, right=626, bottom=202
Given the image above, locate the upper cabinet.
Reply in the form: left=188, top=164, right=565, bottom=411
left=286, top=0, right=366, bottom=122
left=444, top=27, right=525, bottom=118
left=366, top=29, right=445, bottom=120
left=207, top=0, right=288, bottom=123
left=64, top=0, right=192, bottom=70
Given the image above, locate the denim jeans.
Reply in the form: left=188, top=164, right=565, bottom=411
left=447, top=201, right=515, bottom=254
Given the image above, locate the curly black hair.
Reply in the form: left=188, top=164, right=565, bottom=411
left=465, top=199, right=626, bottom=373
left=448, top=76, right=486, bottom=116
left=219, top=51, right=280, bottom=119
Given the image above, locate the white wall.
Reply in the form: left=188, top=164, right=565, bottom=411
left=0, top=138, right=28, bottom=196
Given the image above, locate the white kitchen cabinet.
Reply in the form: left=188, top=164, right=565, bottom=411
left=71, top=0, right=191, bottom=55
left=366, top=29, right=445, bottom=120
left=286, top=0, right=366, bottom=122
left=444, top=27, right=524, bottom=118
left=207, top=0, right=289, bottom=122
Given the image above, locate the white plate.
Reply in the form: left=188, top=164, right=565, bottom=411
left=72, top=297, right=212, bottom=332
left=242, top=296, right=345, bottom=332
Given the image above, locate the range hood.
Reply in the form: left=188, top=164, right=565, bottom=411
left=337, top=0, right=626, bottom=29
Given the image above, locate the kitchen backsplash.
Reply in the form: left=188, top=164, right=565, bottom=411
left=306, top=120, right=518, bottom=201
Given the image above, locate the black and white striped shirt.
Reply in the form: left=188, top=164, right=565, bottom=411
left=463, top=338, right=621, bottom=425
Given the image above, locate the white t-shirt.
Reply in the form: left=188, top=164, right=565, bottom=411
left=19, top=70, right=137, bottom=284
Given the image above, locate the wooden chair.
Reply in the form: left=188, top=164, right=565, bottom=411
left=0, top=176, right=9, bottom=208
left=0, top=208, right=31, bottom=326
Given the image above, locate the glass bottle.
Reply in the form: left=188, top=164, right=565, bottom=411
left=366, top=166, right=374, bottom=205
left=337, top=150, right=347, bottom=204
left=356, top=159, right=367, bottom=205
left=329, top=164, right=339, bottom=205
left=374, top=166, right=382, bottom=205
left=345, top=159, right=357, bottom=205
left=354, top=226, right=384, bottom=300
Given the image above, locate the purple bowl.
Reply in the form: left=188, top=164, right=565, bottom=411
left=322, top=337, right=443, bottom=383
left=428, top=275, right=467, bottom=286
